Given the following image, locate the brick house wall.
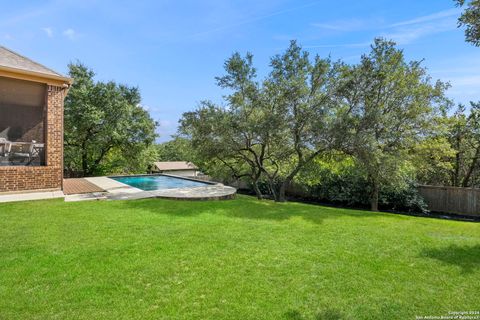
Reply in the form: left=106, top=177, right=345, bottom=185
left=0, top=85, right=65, bottom=193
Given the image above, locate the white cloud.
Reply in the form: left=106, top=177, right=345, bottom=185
left=63, top=28, right=77, bottom=40
left=383, top=19, right=457, bottom=44
left=311, top=19, right=368, bottom=32
left=190, top=1, right=321, bottom=39
left=380, top=8, right=463, bottom=44
left=306, top=8, right=462, bottom=47
left=382, top=8, right=460, bottom=45
left=389, top=8, right=461, bottom=28
left=42, top=27, right=53, bottom=38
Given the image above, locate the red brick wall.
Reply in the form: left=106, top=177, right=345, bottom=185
left=0, top=85, right=65, bottom=193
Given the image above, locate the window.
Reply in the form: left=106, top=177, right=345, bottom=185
left=0, top=76, right=46, bottom=166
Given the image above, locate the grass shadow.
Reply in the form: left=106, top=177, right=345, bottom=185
left=420, top=244, right=480, bottom=274
left=284, top=309, right=344, bottom=320
left=121, top=195, right=400, bottom=225
left=284, top=310, right=304, bottom=320
left=315, top=309, right=344, bottom=320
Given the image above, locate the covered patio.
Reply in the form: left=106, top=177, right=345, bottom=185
left=0, top=46, right=72, bottom=193
left=0, top=76, right=47, bottom=166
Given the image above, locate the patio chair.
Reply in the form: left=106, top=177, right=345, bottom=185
left=11, top=141, right=35, bottom=164
left=0, top=138, right=11, bottom=157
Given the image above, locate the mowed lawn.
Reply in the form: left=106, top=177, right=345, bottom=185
left=0, top=196, right=479, bottom=320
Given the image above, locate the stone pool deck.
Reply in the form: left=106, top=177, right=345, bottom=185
left=64, top=176, right=236, bottom=202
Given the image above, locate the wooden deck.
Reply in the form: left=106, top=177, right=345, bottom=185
left=63, top=178, right=105, bottom=195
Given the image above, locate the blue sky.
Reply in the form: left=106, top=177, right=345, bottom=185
left=1, top=0, right=479, bottom=141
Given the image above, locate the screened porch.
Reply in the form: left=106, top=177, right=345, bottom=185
left=0, top=76, right=46, bottom=166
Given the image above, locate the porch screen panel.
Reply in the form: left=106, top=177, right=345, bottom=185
left=0, top=76, right=46, bottom=166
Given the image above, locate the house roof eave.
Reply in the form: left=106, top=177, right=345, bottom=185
left=0, top=65, right=73, bottom=87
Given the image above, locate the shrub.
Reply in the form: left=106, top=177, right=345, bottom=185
left=291, top=155, right=428, bottom=213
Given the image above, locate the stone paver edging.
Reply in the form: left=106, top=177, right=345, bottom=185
left=0, top=190, right=64, bottom=203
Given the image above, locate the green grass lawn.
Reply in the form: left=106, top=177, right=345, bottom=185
left=0, top=195, right=479, bottom=319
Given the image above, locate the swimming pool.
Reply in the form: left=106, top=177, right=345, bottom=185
left=111, top=175, right=211, bottom=191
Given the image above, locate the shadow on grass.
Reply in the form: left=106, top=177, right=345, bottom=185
left=121, top=195, right=396, bottom=225
left=284, top=309, right=344, bottom=320
left=421, top=244, right=480, bottom=274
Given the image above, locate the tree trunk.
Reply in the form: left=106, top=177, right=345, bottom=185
left=462, top=146, right=480, bottom=187
left=266, top=178, right=280, bottom=202
left=369, top=176, right=379, bottom=211
left=271, top=186, right=280, bottom=202
left=453, top=151, right=461, bottom=186
left=274, top=167, right=304, bottom=202
left=370, top=183, right=379, bottom=211
left=268, top=179, right=290, bottom=202
left=252, top=181, right=263, bottom=200
left=81, top=150, right=88, bottom=177
left=277, top=182, right=288, bottom=202
left=452, top=134, right=462, bottom=187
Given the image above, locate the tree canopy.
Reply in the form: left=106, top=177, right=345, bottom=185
left=64, top=62, right=158, bottom=177
left=179, top=39, right=452, bottom=209
left=156, top=137, right=193, bottom=162
left=180, top=41, right=347, bottom=201
left=340, top=39, right=449, bottom=210
left=456, top=0, right=480, bottom=46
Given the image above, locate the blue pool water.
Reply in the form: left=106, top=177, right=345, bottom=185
left=111, top=175, right=210, bottom=191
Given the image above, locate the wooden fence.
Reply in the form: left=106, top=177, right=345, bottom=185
left=226, top=180, right=480, bottom=216
left=418, top=185, right=480, bottom=216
